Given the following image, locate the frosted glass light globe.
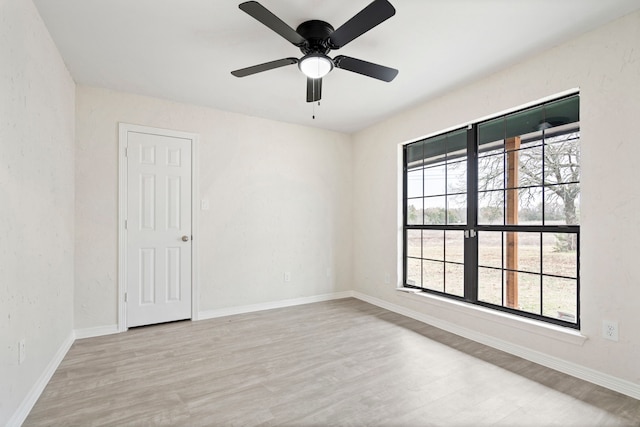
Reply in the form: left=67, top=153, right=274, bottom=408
left=299, top=53, right=333, bottom=79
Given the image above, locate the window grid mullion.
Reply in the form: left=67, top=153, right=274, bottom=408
left=464, top=124, right=478, bottom=302
left=539, top=232, right=544, bottom=316
left=542, top=130, right=546, bottom=224
left=501, top=232, right=505, bottom=307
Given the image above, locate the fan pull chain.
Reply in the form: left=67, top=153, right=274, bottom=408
left=312, top=101, right=320, bottom=120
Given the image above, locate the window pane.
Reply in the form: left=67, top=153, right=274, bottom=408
left=446, top=129, right=467, bottom=159
left=423, top=261, right=444, bottom=292
left=424, top=164, right=446, bottom=196
left=511, top=272, right=541, bottom=314
left=447, top=160, right=467, bottom=194
left=544, top=137, right=580, bottom=185
left=542, top=276, right=577, bottom=323
left=406, top=230, right=422, bottom=258
left=407, top=198, right=423, bottom=225
left=504, top=232, right=518, bottom=274
left=478, top=117, right=505, bottom=147
left=542, top=233, right=578, bottom=278
left=478, top=190, right=504, bottom=225
left=406, top=168, right=423, bottom=198
left=515, top=186, right=543, bottom=225
left=544, top=96, right=579, bottom=129
left=445, top=263, right=464, bottom=297
left=478, top=231, right=503, bottom=269
left=545, top=184, right=580, bottom=225
left=445, top=231, right=464, bottom=264
left=478, top=153, right=504, bottom=191
left=424, top=135, right=447, bottom=164
left=423, top=230, right=444, bottom=261
left=424, top=196, right=446, bottom=225
left=478, top=267, right=502, bottom=306
left=447, top=194, right=466, bottom=225
left=406, top=258, right=421, bottom=287
left=406, top=141, right=424, bottom=169
left=518, top=146, right=543, bottom=188
left=510, top=232, right=541, bottom=274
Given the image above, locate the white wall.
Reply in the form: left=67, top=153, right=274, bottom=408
left=74, top=86, right=352, bottom=329
left=352, top=10, right=640, bottom=385
left=0, top=0, right=76, bottom=424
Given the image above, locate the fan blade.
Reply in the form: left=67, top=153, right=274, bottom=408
left=328, top=0, right=395, bottom=49
left=239, top=1, right=306, bottom=46
left=231, top=58, right=298, bottom=77
left=306, top=78, right=322, bottom=102
left=334, top=55, right=398, bottom=82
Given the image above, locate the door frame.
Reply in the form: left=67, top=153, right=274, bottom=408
left=118, top=123, right=200, bottom=332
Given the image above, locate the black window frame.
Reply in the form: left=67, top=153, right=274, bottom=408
left=403, top=94, right=581, bottom=329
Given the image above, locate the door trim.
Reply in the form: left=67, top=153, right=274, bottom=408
left=118, top=123, right=200, bottom=332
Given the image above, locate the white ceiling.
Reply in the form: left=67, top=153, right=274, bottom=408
left=34, top=0, right=640, bottom=134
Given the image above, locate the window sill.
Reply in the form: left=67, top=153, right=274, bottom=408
left=396, top=287, right=588, bottom=346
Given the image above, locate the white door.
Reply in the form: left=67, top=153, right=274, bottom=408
left=125, top=130, right=192, bottom=327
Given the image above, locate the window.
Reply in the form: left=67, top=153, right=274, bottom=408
left=403, top=94, right=580, bottom=328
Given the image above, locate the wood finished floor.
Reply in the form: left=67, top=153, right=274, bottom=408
left=25, top=298, right=640, bottom=426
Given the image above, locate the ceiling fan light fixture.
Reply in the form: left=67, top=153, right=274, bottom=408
left=299, top=53, right=333, bottom=79
left=232, top=1, right=399, bottom=102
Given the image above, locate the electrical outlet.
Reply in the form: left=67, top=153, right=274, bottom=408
left=602, top=320, right=619, bottom=342
left=284, top=271, right=291, bottom=282
left=18, top=339, right=25, bottom=364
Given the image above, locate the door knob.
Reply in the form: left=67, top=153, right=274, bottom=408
left=182, top=235, right=190, bottom=242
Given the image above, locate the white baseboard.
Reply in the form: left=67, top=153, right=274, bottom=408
left=198, top=291, right=353, bottom=320
left=352, top=291, right=640, bottom=400
left=6, top=331, right=75, bottom=427
left=74, top=324, right=119, bottom=340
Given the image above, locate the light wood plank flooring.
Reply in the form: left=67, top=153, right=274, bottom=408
left=25, top=298, right=640, bottom=426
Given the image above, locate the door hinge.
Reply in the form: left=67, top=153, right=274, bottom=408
left=124, top=292, right=127, bottom=302
left=124, top=147, right=128, bottom=157
left=125, top=219, right=128, bottom=229
left=465, top=229, right=477, bottom=238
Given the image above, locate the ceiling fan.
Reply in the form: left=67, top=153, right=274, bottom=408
left=231, top=0, right=399, bottom=103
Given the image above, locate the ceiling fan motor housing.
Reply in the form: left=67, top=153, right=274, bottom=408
left=296, top=20, right=335, bottom=54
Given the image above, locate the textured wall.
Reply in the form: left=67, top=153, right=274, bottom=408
left=0, top=0, right=76, bottom=424
left=74, top=86, right=353, bottom=329
left=352, top=10, right=640, bottom=385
